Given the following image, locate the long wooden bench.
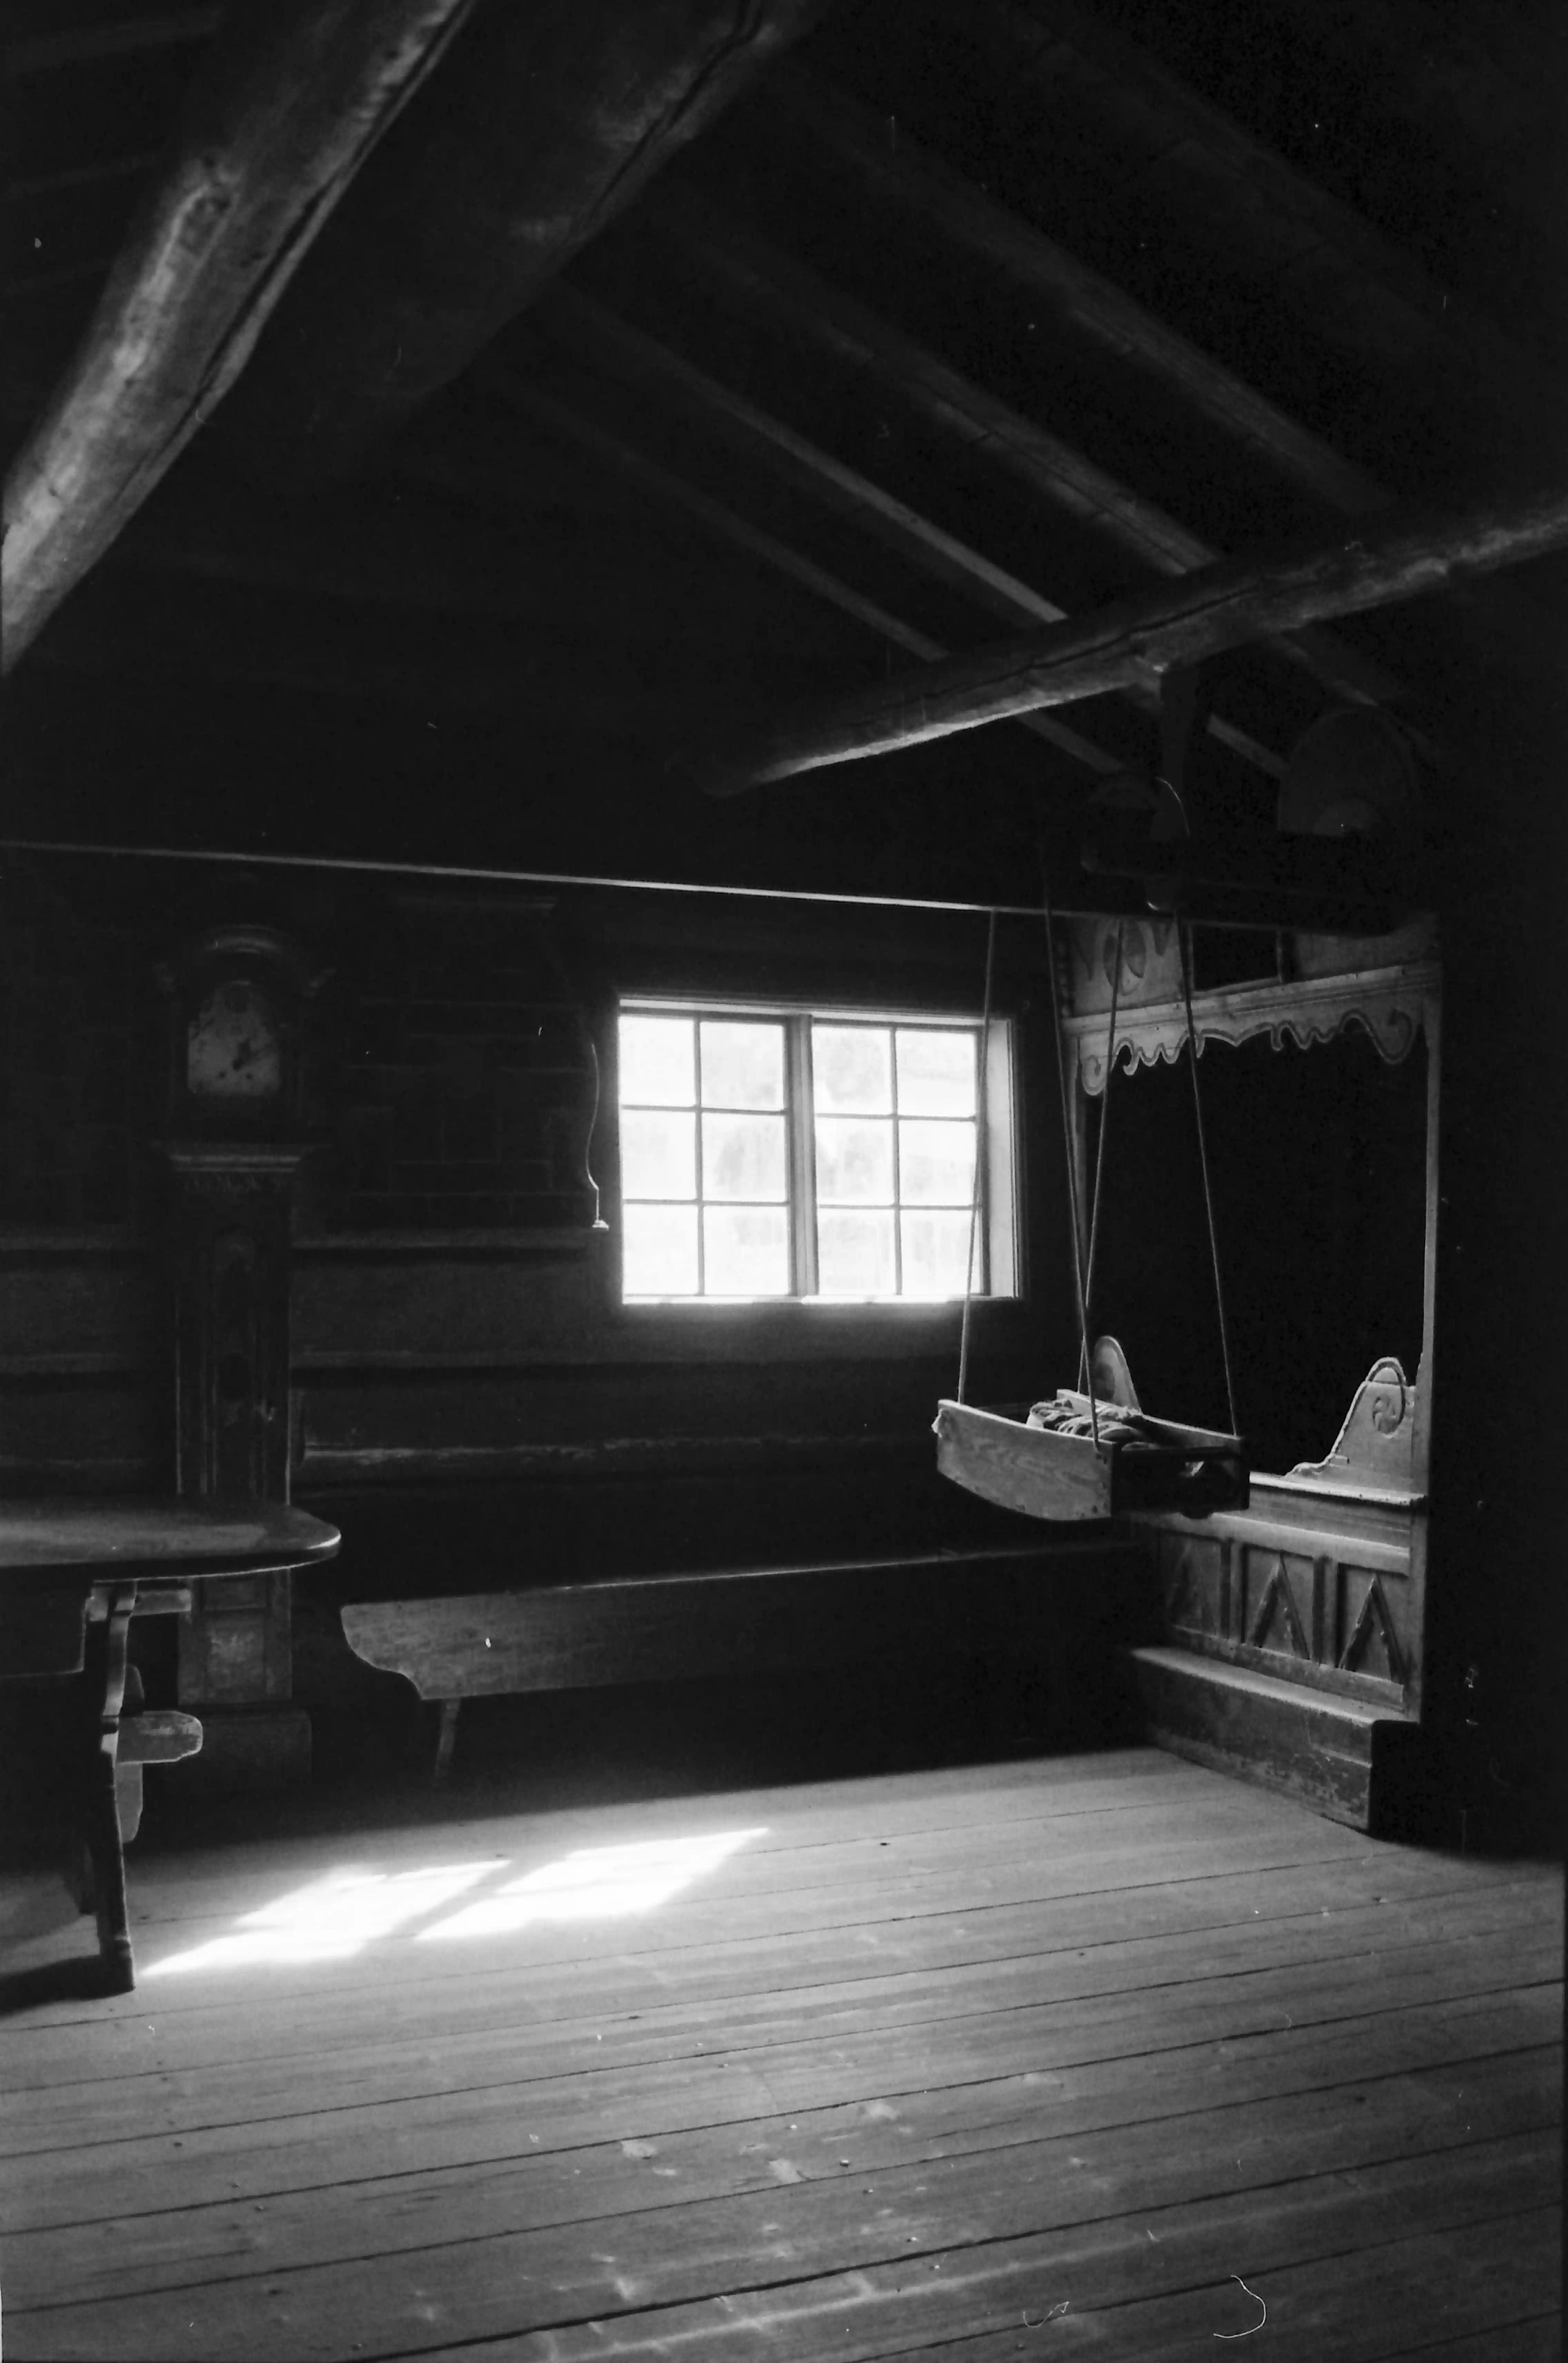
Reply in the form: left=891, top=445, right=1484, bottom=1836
left=340, top=1537, right=1131, bottom=1778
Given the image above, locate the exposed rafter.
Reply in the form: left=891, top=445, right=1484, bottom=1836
left=758, top=63, right=1384, bottom=518
left=980, top=0, right=1566, bottom=455
left=2, top=0, right=483, bottom=669
left=201, top=0, right=829, bottom=486
left=706, top=482, right=1568, bottom=790
left=645, top=181, right=1410, bottom=719
left=498, top=375, right=1123, bottom=777
left=540, top=284, right=1286, bottom=778
left=754, top=63, right=1565, bottom=684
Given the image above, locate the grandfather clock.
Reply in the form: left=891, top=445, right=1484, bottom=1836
left=156, top=924, right=318, bottom=1787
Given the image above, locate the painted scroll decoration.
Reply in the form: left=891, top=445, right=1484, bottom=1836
left=1062, top=917, right=1437, bottom=1096
left=1288, top=1356, right=1417, bottom=1492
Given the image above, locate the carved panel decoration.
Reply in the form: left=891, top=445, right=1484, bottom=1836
left=1339, top=1571, right=1407, bottom=1686
left=1245, top=1552, right=1313, bottom=1659
left=1160, top=1533, right=1224, bottom=1638
left=1064, top=959, right=1438, bottom=1096
left=1142, top=1475, right=1415, bottom=1710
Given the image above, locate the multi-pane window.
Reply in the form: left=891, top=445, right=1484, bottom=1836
left=618, top=1014, right=790, bottom=1296
left=617, top=1005, right=1013, bottom=1301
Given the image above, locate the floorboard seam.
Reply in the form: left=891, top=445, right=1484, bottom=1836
left=221, top=2195, right=1561, bottom=2363
left=6, top=1998, right=1560, bottom=2169
left=7, top=2044, right=1558, bottom=2249
left=10, top=1909, right=1557, bottom=2095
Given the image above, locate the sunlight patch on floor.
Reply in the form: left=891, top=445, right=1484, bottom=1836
left=415, top=1829, right=768, bottom=1942
left=143, top=1862, right=498, bottom=1973
left=141, top=1830, right=766, bottom=1974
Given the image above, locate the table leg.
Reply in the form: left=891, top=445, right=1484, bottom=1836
left=81, top=1582, right=138, bottom=1993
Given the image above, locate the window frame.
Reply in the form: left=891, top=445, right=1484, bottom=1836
left=614, top=995, right=1019, bottom=1306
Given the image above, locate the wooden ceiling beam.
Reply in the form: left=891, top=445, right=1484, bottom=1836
left=498, top=373, right=1124, bottom=779
left=541, top=285, right=1285, bottom=778
left=757, top=65, right=1565, bottom=686
left=980, top=0, right=1565, bottom=453
left=202, top=0, right=827, bottom=487
left=760, top=64, right=1384, bottom=519
left=546, top=289, right=1082, bottom=628
left=2, top=0, right=483, bottom=671
left=1257, top=0, right=1561, bottom=194
left=706, top=481, right=1568, bottom=790
left=646, top=182, right=1410, bottom=720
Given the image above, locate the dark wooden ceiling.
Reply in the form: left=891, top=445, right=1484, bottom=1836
left=3, top=0, right=1565, bottom=899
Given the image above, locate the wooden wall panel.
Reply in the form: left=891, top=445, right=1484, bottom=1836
left=0, top=1246, right=162, bottom=1489
left=292, top=1250, right=597, bottom=1367
left=0, top=1377, right=163, bottom=1492
left=0, top=1253, right=157, bottom=1376
left=0, top=854, right=1078, bottom=1725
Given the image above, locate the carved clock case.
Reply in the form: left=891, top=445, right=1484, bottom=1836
left=156, top=924, right=318, bottom=1786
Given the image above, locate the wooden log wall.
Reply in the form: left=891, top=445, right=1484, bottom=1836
left=0, top=854, right=1090, bottom=1744
left=0, top=865, right=158, bottom=1494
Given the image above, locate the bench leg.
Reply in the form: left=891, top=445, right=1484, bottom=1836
left=115, top=1763, right=146, bottom=1844
left=433, top=1698, right=461, bottom=1784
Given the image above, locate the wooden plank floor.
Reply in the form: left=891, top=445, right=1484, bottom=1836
left=0, top=1745, right=1559, bottom=2360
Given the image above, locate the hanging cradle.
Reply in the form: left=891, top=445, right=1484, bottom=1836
left=934, top=905, right=1248, bottom=1524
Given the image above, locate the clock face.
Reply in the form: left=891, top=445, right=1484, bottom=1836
left=186, top=980, right=283, bottom=1101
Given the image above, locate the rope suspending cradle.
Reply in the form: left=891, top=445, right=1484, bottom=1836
left=934, top=896, right=1248, bottom=1524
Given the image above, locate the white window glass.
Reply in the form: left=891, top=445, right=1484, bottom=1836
left=622, top=1202, right=699, bottom=1295
left=898, top=1118, right=975, bottom=1206
left=703, top=1206, right=790, bottom=1294
left=901, top=1209, right=980, bottom=1297
left=815, top=1116, right=894, bottom=1204
left=818, top=1208, right=896, bottom=1296
left=896, top=1028, right=976, bottom=1117
left=702, top=1111, right=787, bottom=1202
left=619, top=1108, right=697, bottom=1200
left=813, top=1024, right=893, bottom=1113
left=700, top=1021, right=784, bottom=1109
left=619, top=1014, right=694, bottom=1106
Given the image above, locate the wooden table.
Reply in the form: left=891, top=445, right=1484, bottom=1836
left=1, top=1499, right=340, bottom=1992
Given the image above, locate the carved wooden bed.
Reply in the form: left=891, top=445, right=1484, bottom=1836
left=1060, top=913, right=1440, bottom=1831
